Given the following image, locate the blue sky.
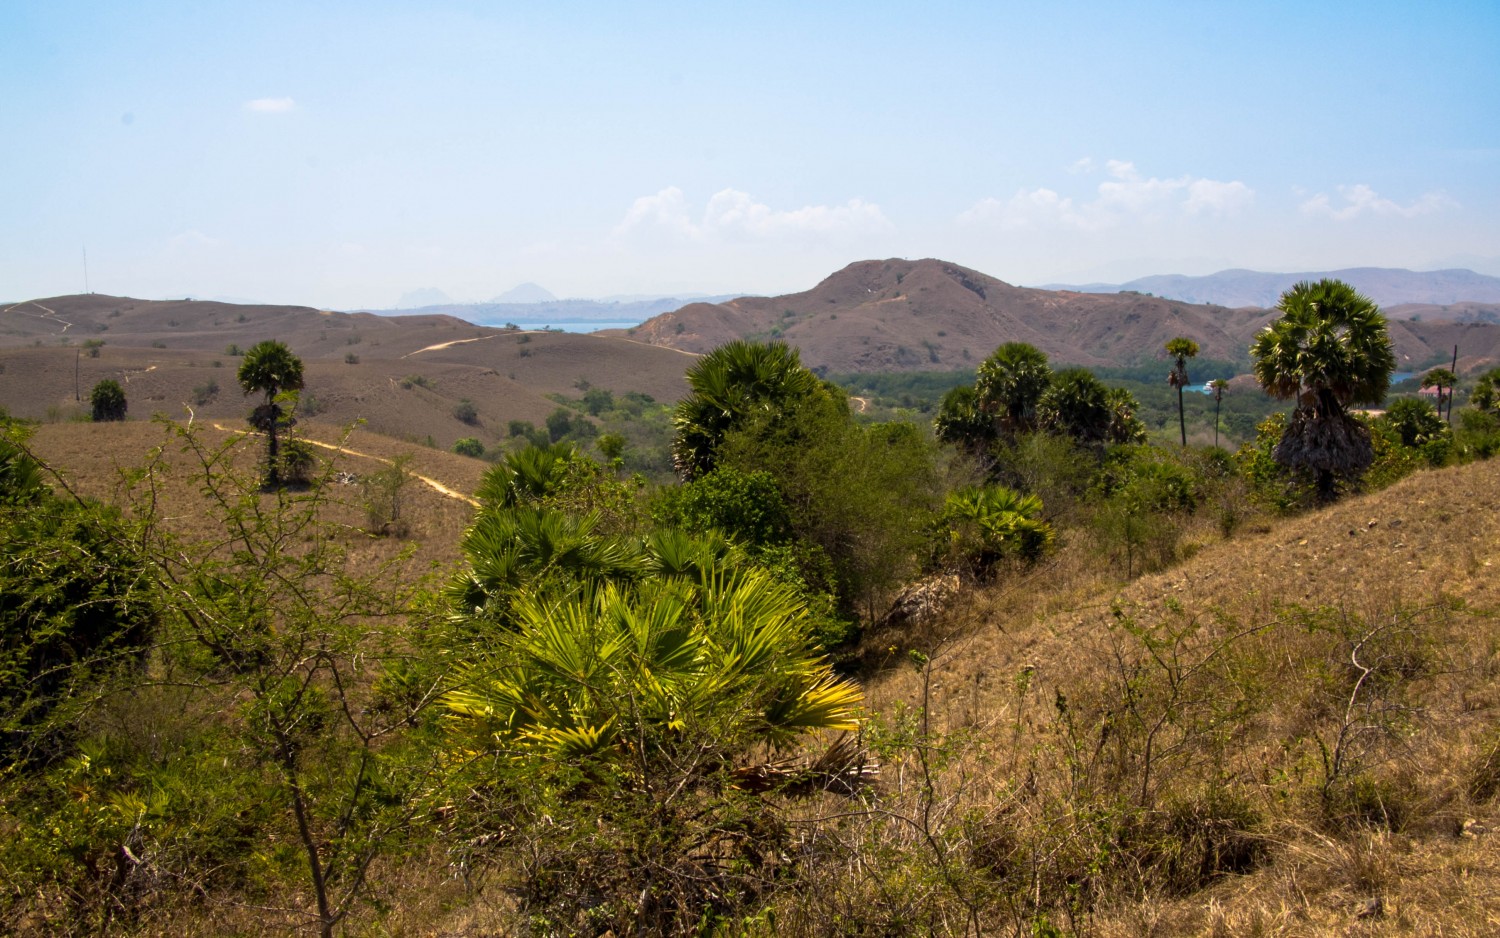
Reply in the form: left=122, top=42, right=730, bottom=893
left=3, top=0, right=1497, bottom=308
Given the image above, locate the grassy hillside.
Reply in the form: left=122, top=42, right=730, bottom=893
left=5, top=403, right=1499, bottom=934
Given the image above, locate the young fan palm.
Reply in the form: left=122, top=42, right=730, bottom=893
left=1250, top=279, right=1395, bottom=501
left=444, top=567, right=863, bottom=760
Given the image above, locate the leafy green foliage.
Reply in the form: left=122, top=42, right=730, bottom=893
left=671, top=340, right=833, bottom=480
left=975, top=342, right=1051, bottom=435
left=89, top=380, right=127, bottom=422
left=451, top=436, right=484, bottom=458
left=0, top=485, right=154, bottom=762
left=1250, top=279, right=1395, bottom=500
left=446, top=568, right=862, bottom=759
left=936, top=485, right=1054, bottom=576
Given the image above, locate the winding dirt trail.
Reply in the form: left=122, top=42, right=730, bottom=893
left=3, top=300, right=73, bottom=334
left=210, top=423, right=480, bottom=507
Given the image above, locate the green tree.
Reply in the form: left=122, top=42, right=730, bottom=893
left=1422, top=367, right=1457, bottom=424
left=1165, top=337, right=1199, bottom=446
left=1039, top=368, right=1115, bottom=444
left=236, top=340, right=305, bottom=488
left=89, top=380, right=127, bottom=422
left=1471, top=367, right=1500, bottom=413
left=932, top=384, right=997, bottom=455
left=975, top=342, right=1052, bottom=436
left=1250, top=280, right=1396, bottom=501
left=670, top=340, right=832, bottom=480
left=452, top=437, right=484, bottom=458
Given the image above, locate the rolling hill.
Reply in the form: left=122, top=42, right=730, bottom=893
left=613, top=258, right=1500, bottom=374
left=0, top=294, right=695, bottom=450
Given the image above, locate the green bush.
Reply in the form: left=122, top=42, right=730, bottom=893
left=452, top=437, right=484, bottom=458
left=89, top=380, right=127, bottom=422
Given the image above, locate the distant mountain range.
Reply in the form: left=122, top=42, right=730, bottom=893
left=1042, top=267, right=1500, bottom=308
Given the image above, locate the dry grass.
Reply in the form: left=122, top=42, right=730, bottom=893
left=825, top=456, right=1500, bottom=935
left=23, top=418, right=482, bottom=575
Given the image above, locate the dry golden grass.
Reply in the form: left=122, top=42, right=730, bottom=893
left=837, top=457, right=1500, bottom=936
left=23, top=418, right=484, bottom=575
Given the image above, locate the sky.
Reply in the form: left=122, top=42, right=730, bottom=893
left=2, top=0, right=1498, bottom=309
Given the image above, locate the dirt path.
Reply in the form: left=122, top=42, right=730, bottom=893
left=402, top=332, right=523, bottom=358
left=210, top=423, right=480, bottom=507
left=402, top=330, right=702, bottom=360
left=851, top=395, right=870, bottom=413
left=3, top=300, right=73, bottom=334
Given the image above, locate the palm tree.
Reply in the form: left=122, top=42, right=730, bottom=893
left=975, top=342, right=1052, bottom=436
left=1208, top=379, right=1229, bottom=448
left=237, top=340, right=304, bottom=488
left=939, top=485, right=1054, bottom=576
left=671, top=340, right=832, bottom=480
left=1165, top=337, right=1199, bottom=447
left=1422, top=367, right=1457, bottom=424
left=444, top=567, right=863, bottom=760
left=1250, top=280, right=1395, bottom=501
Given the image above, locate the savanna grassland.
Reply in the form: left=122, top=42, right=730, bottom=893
left=5, top=280, right=1500, bottom=937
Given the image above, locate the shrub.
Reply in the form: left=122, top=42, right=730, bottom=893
left=452, top=437, right=484, bottom=458
left=89, top=380, right=127, bottom=422
left=343, top=351, right=359, bottom=364
left=453, top=399, right=478, bottom=425
left=279, top=439, right=317, bottom=486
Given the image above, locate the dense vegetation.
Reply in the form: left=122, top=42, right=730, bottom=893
left=4, top=282, right=1500, bottom=935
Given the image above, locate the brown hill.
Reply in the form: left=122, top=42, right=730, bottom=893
left=0, top=295, right=694, bottom=450
left=613, top=258, right=1500, bottom=374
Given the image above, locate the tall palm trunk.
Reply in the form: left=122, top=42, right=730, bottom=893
left=1177, top=383, right=1187, bottom=447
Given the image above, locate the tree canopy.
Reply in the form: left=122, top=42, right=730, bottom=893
left=1250, top=279, right=1395, bottom=499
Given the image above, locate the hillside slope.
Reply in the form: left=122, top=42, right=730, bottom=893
left=613, top=258, right=1500, bottom=374
left=0, top=295, right=695, bottom=449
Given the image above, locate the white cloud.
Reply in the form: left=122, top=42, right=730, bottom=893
left=165, top=229, right=220, bottom=252
left=1185, top=179, right=1255, bottom=215
left=1067, top=157, right=1096, bottom=174
left=1299, top=184, right=1455, bottom=221
left=615, top=187, right=893, bottom=240
left=960, top=160, right=1254, bottom=231
left=244, top=97, right=296, bottom=113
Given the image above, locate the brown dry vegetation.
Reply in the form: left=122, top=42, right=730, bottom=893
left=25, top=420, right=479, bottom=574
left=0, top=294, right=695, bottom=451
left=615, top=258, right=1500, bottom=375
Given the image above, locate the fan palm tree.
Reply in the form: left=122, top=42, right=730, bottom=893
left=444, top=567, right=863, bottom=761
left=237, top=340, right=304, bottom=488
left=1250, top=279, right=1395, bottom=501
left=1422, top=367, right=1457, bottom=424
left=671, top=340, right=831, bottom=480
left=1207, top=379, right=1228, bottom=448
left=939, top=485, right=1053, bottom=575
left=446, top=506, right=647, bottom=627
left=1165, top=337, right=1199, bottom=447
left=975, top=342, right=1052, bottom=436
